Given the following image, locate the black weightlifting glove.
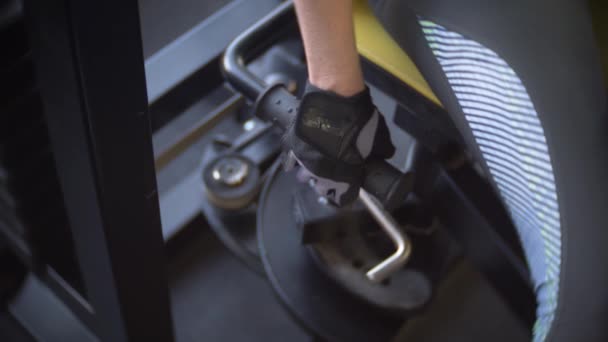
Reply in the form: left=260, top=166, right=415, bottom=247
left=283, top=82, right=395, bottom=206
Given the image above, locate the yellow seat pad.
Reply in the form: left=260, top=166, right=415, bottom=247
left=353, top=0, right=441, bottom=106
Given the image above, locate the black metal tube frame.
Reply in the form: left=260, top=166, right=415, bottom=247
left=25, top=0, right=175, bottom=340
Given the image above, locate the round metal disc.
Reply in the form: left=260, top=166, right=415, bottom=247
left=306, top=219, right=432, bottom=314
left=257, top=163, right=404, bottom=342
left=211, top=157, right=250, bottom=186
left=203, top=154, right=261, bottom=210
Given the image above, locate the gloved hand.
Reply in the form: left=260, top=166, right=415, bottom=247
left=283, top=82, right=395, bottom=206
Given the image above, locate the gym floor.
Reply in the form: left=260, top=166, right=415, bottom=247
left=166, top=216, right=530, bottom=341
left=166, top=219, right=528, bottom=342
left=168, top=221, right=309, bottom=342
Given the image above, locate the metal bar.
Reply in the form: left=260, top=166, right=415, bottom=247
left=222, top=1, right=295, bottom=101
left=144, top=0, right=281, bottom=103
left=154, top=94, right=243, bottom=170
left=359, top=190, right=412, bottom=283
left=228, top=120, right=274, bottom=153
left=148, top=57, right=225, bottom=132
left=159, top=171, right=203, bottom=241
left=10, top=275, right=97, bottom=342
left=40, top=267, right=96, bottom=334
left=25, top=0, right=175, bottom=340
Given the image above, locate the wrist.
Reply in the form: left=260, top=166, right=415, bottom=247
left=308, top=73, right=365, bottom=97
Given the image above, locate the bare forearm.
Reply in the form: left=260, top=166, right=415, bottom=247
left=294, top=0, right=364, bottom=96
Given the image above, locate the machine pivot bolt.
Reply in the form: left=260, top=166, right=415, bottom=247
left=212, top=157, right=250, bottom=186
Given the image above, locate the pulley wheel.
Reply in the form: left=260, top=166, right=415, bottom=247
left=203, top=154, right=261, bottom=210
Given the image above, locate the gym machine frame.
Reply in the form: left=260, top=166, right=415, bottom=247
left=25, top=0, right=174, bottom=340
left=17, top=0, right=537, bottom=340
left=15, top=0, right=284, bottom=339
left=223, top=0, right=537, bottom=330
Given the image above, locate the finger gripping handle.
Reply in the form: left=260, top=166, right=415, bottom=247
left=254, top=85, right=412, bottom=208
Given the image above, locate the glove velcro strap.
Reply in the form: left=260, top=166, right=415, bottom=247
left=290, top=137, right=365, bottom=184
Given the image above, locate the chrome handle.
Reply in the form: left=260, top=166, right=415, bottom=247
left=359, top=189, right=412, bottom=283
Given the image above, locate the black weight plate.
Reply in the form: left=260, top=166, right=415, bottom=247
left=291, top=186, right=434, bottom=315
left=257, top=162, right=404, bottom=342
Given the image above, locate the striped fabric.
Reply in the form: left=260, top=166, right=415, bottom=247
left=419, top=19, right=562, bottom=341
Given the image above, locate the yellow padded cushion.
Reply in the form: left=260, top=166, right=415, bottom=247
left=353, top=0, right=441, bottom=106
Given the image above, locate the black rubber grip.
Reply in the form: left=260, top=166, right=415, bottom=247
left=253, top=84, right=299, bottom=130
left=254, top=85, right=412, bottom=209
